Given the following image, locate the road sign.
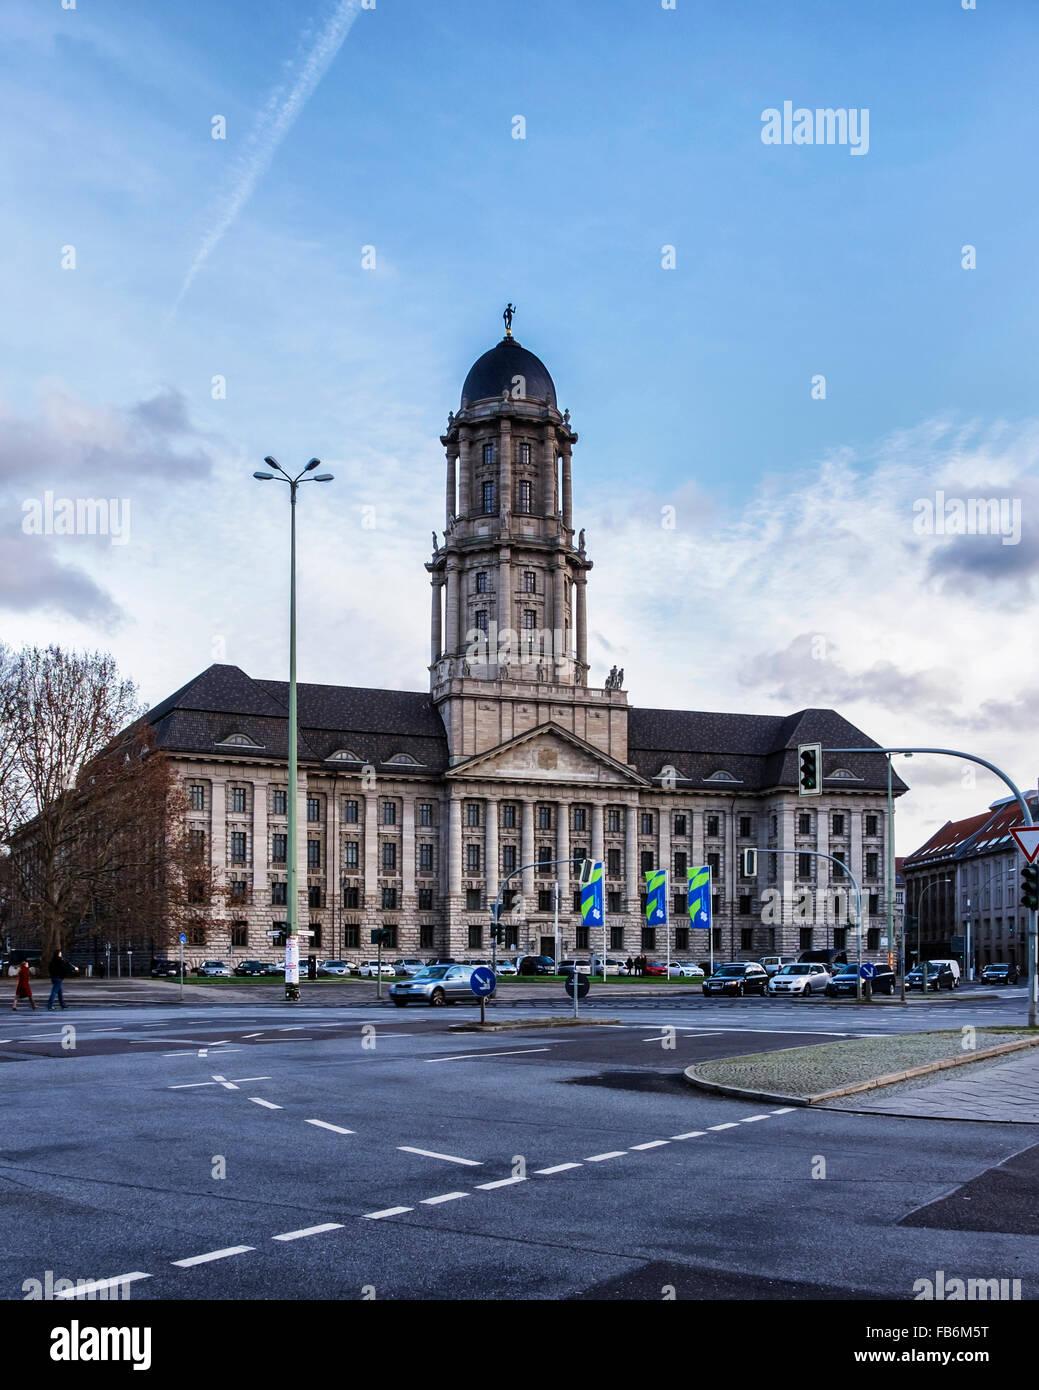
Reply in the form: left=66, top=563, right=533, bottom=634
left=1010, top=825, right=1039, bottom=863
left=469, top=966, right=496, bottom=997
left=179, top=933, right=186, bottom=945
left=564, top=974, right=590, bottom=999
left=887, top=952, right=895, bottom=970
left=859, top=962, right=876, bottom=979
left=950, top=934, right=965, bottom=952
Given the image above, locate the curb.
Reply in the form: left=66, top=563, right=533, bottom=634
left=683, top=1033, right=1039, bottom=1108
left=450, top=1017, right=621, bottom=1032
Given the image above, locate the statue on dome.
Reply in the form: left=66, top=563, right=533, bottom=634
left=503, top=302, right=515, bottom=336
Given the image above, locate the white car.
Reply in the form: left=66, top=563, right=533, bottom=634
left=197, top=960, right=231, bottom=978
left=768, top=962, right=831, bottom=996
left=493, top=959, right=518, bottom=976
left=357, top=960, right=396, bottom=978
left=393, top=958, right=426, bottom=976
left=668, top=961, right=705, bottom=979
left=318, top=959, right=353, bottom=976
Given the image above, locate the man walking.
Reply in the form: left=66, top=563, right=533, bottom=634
left=12, top=960, right=37, bottom=1011
left=625, top=955, right=634, bottom=977
left=47, top=949, right=78, bottom=1011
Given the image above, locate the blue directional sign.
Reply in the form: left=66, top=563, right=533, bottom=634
left=860, top=962, right=876, bottom=979
left=469, top=966, right=496, bottom=997
left=179, top=933, right=186, bottom=945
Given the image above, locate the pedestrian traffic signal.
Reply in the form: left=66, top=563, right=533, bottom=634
left=797, top=742, right=822, bottom=796
left=1021, top=865, right=1039, bottom=913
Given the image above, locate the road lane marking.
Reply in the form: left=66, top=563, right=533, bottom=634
left=249, top=1098, right=282, bottom=1109
left=585, top=1151, right=626, bottom=1162
left=172, top=1246, right=254, bottom=1267
left=631, top=1140, right=669, bottom=1150
left=771, top=1107, right=796, bottom=1114
left=421, top=1192, right=469, bottom=1205
left=211, top=1075, right=238, bottom=1089
left=364, top=1206, right=412, bottom=1220
left=243, top=1032, right=265, bottom=1038
left=54, top=1273, right=152, bottom=1298
left=168, top=1075, right=271, bottom=1089
left=305, top=1120, right=355, bottom=1134
left=670, top=1131, right=706, bottom=1140
left=397, top=1146, right=482, bottom=1166
left=741, top=1114, right=769, bottom=1123
left=476, top=1176, right=526, bottom=1190
left=272, top=1223, right=344, bottom=1241
left=707, top=1123, right=738, bottom=1131
left=534, top=1162, right=582, bottom=1175
left=425, top=1047, right=553, bottom=1062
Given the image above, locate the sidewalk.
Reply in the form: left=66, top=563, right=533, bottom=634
left=824, top=1048, right=1039, bottom=1123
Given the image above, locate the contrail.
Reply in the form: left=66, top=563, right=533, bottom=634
left=169, top=0, right=363, bottom=317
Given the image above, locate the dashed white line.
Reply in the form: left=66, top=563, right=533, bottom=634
left=398, top=1146, right=482, bottom=1166
left=631, top=1140, right=669, bottom=1150
left=364, top=1206, right=412, bottom=1220
left=168, top=1075, right=271, bottom=1089
left=305, top=1119, right=354, bottom=1135
left=585, top=1151, right=627, bottom=1162
left=421, top=1192, right=469, bottom=1205
left=707, top=1123, right=739, bottom=1131
left=741, top=1114, right=770, bottom=1123
left=172, top=1246, right=254, bottom=1267
left=425, top=1047, right=552, bottom=1062
left=272, top=1223, right=344, bottom=1241
left=534, top=1162, right=582, bottom=1175
left=248, top=1097, right=282, bottom=1110
left=670, top=1131, right=706, bottom=1140
left=54, top=1273, right=151, bottom=1299
left=475, top=1176, right=526, bottom=1190
left=771, top=1107, right=796, bottom=1115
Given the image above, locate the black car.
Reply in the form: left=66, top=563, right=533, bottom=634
left=825, top=964, right=896, bottom=997
left=234, top=960, right=268, bottom=977
left=906, top=962, right=956, bottom=991
left=518, top=955, right=556, bottom=976
left=149, top=957, right=182, bottom=978
left=702, top=962, right=769, bottom=997
left=981, top=962, right=1019, bottom=985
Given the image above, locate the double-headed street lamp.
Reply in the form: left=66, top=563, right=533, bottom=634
left=253, top=456, right=334, bottom=1001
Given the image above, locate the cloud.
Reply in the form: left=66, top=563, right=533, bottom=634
left=0, top=536, right=121, bottom=625
left=170, top=0, right=365, bottom=316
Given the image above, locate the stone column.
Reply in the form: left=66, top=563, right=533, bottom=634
left=448, top=798, right=462, bottom=899
left=575, top=570, right=587, bottom=671
left=625, top=804, right=638, bottom=911
left=210, top=776, right=227, bottom=878
left=553, top=558, right=566, bottom=678
left=500, top=419, right=512, bottom=522
left=542, top=429, right=556, bottom=516
left=778, top=803, right=796, bottom=953
left=521, top=800, right=535, bottom=904
left=555, top=802, right=570, bottom=910
left=561, top=446, right=572, bottom=530
left=592, top=803, right=605, bottom=864
left=252, top=778, right=267, bottom=927
left=485, top=800, right=499, bottom=906
left=657, top=804, right=671, bottom=890
left=458, top=431, right=472, bottom=517
left=445, top=449, right=457, bottom=527
left=365, top=792, right=379, bottom=922
left=403, top=796, right=416, bottom=919
left=430, top=576, right=442, bottom=664
left=444, top=558, right=460, bottom=661
left=498, top=547, right=512, bottom=655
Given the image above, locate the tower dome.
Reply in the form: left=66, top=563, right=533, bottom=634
left=460, top=335, right=557, bottom=409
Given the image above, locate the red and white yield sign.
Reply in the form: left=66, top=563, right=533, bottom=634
left=1010, top=825, right=1039, bottom=863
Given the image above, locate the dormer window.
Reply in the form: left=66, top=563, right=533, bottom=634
left=517, top=479, right=532, bottom=514
left=482, top=480, right=496, bottom=514
left=828, top=768, right=862, bottom=781
left=387, top=753, right=420, bottom=766
left=704, top=770, right=741, bottom=783
left=326, top=749, right=362, bottom=763
left=216, top=733, right=263, bottom=749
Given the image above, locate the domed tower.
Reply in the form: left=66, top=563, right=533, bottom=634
left=427, top=312, right=604, bottom=764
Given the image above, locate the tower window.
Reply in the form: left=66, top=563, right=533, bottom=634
left=517, top=442, right=531, bottom=465
left=523, top=610, right=536, bottom=630
left=517, top=479, right=532, bottom=513
left=482, top=442, right=496, bottom=465
left=523, top=570, right=536, bottom=593
left=482, top=480, right=496, bottom=514
left=475, top=572, right=488, bottom=594
left=475, top=610, right=489, bottom=634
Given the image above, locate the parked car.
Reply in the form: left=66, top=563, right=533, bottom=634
left=317, top=959, right=353, bottom=976
left=390, top=964, right=489, bottom=1007
left=494, top=959, right=518, bottom=976
left=518, top=955, right=556, bottom=976
left=4, top=949, right=43, bottom=977
left=149, top=957, right=182, bottom=977
left=262, top=961, right=283, bottom=976
left=768, top=962, right=831, bottom=996
left=981, top=962, right=1019, bottom=985
left=197, top=960, right=231, bottom=978
left=906, top=961, right=958, bottom=991
left=233, top=959, right=268, bottom=977
left=668, top=961, right=705, bottom=979
left=644, top=961, right=670, bottom=978
left=357, top=959, right=396, bottom=978
left=760, top=955, right=796, bottom=977
left=702, top=962, right=769, bottom=997
left=392, top=958, right=427, bottom=976
left=825, top=964, right=896, bottom=997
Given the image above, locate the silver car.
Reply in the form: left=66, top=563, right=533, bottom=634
left=390, top=964, right=487, bottom=1007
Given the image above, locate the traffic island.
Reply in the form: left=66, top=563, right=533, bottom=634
left=684, top=1029, right=1039, bottom=1106
left=450, top=1016, right=621, bottom=1032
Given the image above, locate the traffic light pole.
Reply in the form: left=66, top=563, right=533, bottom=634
left=826, top=746, right=1037, bottom=1028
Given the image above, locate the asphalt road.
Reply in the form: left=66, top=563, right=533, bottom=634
left=3, top=986, right=1037, bottom=1305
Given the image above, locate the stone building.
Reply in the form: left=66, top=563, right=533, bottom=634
left=143, top=325, right=905, bottom=966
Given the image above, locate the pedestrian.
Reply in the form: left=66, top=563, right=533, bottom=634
left=625, top=955, right=634, bottom=977
left=12, top=960, right=37, bottom=1012
left=46, top=949, right=78, bottom=1011
left=636, top=953, right=644, bottom=977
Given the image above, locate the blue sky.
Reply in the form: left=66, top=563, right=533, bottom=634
left=2, top=0, right=1038, bottom=848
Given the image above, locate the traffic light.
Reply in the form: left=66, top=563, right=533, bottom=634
left=742, top=849, right=757, bottom=876
left=1021, top=865, right=1039, bottom=913
left=797, top=742, right=822, bottom=796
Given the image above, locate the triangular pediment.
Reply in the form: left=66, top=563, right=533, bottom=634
left=446, top=723, right=647, bottom=786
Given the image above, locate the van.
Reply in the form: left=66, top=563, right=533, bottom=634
left=927, top=958, right=961, bottom=986
left=760, top=955, right=796, bottom=977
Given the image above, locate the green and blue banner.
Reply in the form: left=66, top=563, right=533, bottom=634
left=687, top=865, right=712, bottom=931
left=645, top=868, right=668, bottom=925
left=580, top=860, right=604, bottom=927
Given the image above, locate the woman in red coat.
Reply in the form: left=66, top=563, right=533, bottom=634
left=12, top=960, right=37, bottom=1011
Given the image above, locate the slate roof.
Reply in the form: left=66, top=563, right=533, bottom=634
left=143, top=665, right=905, bottom=795
left=905, top=794, right=1039, bottom=868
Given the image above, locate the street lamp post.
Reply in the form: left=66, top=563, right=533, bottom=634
left=254, top=456, right=334, bottom=1002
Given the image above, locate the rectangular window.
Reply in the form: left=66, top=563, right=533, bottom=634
left=231, top=786, right=247, bottom=814
left=674, top=814, right=687, bottom=836
left=739, top=816, right=752, bottom=838
left=673, top=893, right=687, bottom=914
left=867, top=927, right=881, bottom=951
left=740, top=927, right=753, bottom=950
left=536, top=845, right=552, bottom=870
left=307, top=797, right=320, bottom=822
left=307, top=840, right=320, bottom=869
left=607, top=891, right=622, bottom=913
left=466, top=889, right=482, bottom=911
left=573, top=806, right=587, bottom=831
left=343, top=798, right=358, bottom=824
left=273, top=789, right=287, bottom=816
left=383, top=842, right=397, bottom=872
left=418, top=803, right=433, bottom=826
left=797, top=852, right=812, bottom=880
left=189, top=926, right=207, bottom=947
left=232, top=922, right=248, bottom=948
left=538, top=889, right=553, bottom=912
left=502, top=844, right=517, bottom=873
left=576, top=925, right=589, bottom=949
left=467, top=844, right=481, bottom=872
left=343, top=922, right=360, bottom=946
left=517, top=479, right=532, bottom=513
left=418, top=843, right=434, bottom=872
left=832, top=813, right=845, bottom=836
left=771, top=815, right=778, bottom=836
left=609, top=925, right=624, bottom=950
left=738, top=895, right=751, bottom=915
left=483, top=442, right=496, bottom=465
left=189, top=827, right=206, bottom=854
left=468, top=923, right=483, bottom=948
left=674, top=851, right=687, bottom=877
left=712, top=927, right=722, bottom=951
left=799, top=926, right=814, bottom=950
left=607, top=808, right=621, bottom=833
left=271, top=881, right=287, bottom=906
left=833, top=927, right=847, bottom=950
left=308, top=885, right=322, bottom=909
left=418, top=888, right=433, bottom=911
left=230, top=831, right=246, bottom=864
left=476, top=610, right=489, bottom=633
left=640, top=850, right=654, bottom=873
left=475, top=571, right=488, bottom=594
left=865, top=813, right=879, bottom=837
left=832, top=851, right=847, bottom=879
left=382, top=802, right=396, bottom=826
left=419, top=924, right=434, bottom=948
left=502, top=803, right=516, bottom=829
left=798, top=812, right=811, bottom=836
left=343, top=886, right=360, bottom=909
left=522, top=609, right=536, bottom=630
left=868, top=892, right=880, bottom=915
left=344, top=841, right=359, bottom=870
left=308, top=923, right=322, bottom=950
left=675, top=927, right=689, bottom=951
left=707, top=852, right=721, bottom=878
left=381, top=887, right=397, bottom=910
left=189, top=784, right=205, bottom=811
left=641, top=927, right=656, bottom=951
left=517, top=442, right=531, bottom=466
left=866, top=852, right=879, bottom=879
left=467, top=802, right=481, bottom=827
left=523, top=570, right=536, bottom=593
left=640, top=812, right=653, bottom=834
left=573, top=889, right=583, bottom=913
left=538, top=805, right=552, bottom=830
left=502, top=889, right=517, bottom=912
left=230, top=880, right=247, bottom=903
left=482, top=479, right=496, bottom=514
left=607, top=848, right=621, bottom=876
left=272, top=833, right=287, bottom=864
left=706, top=815, right=720, bottom=837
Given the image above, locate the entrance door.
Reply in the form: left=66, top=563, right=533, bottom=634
left=540, top=935, right=556, bottom=959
